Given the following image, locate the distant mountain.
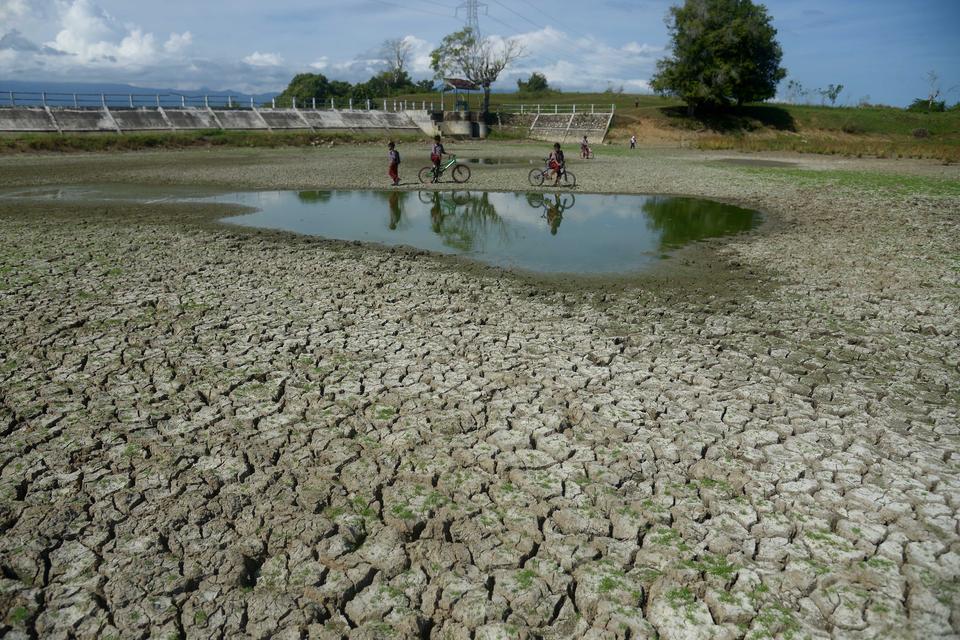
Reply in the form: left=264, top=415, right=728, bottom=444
left=0, top=80, right=278, bottom=102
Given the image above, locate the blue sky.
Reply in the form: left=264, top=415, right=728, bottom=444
left=1, top=0, right=958, bottom=106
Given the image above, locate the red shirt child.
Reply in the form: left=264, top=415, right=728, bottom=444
left=430, top=136, right=446, bottom=167
left=388, top=142, right=400, bottom=186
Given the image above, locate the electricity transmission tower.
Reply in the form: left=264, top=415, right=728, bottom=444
left=456, top=0, right=487, bottom=35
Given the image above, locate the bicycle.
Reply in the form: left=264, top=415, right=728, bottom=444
left=526, top=192, right=575, bottom=212
left=528, top=159, right=577, bottom=188
left=419, top=154, right=471, bottom=184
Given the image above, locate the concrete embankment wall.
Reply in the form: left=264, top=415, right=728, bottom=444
left=498, top=112, right=614, bottom=143
left=0, top=107, right=428, bottom=135
left=0, top=107, right=614, bottom=141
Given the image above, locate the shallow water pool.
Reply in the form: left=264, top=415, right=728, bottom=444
left=215, top=190, right=761, bottom=274
left=1, top=186, right=762, bottom=275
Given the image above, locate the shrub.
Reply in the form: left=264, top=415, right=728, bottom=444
left=841, top=122, right=865, bottom=135
left=912, top=128, right=931, bottom=139
left=907, top=98, right=946, bottom=112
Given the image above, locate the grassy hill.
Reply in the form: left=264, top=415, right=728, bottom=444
left=393, top=90, right=960, bottom=162
left=2, top=90, right=957, bottom=162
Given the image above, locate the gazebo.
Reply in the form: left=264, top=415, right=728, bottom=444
left=441, top=78, right=479, bottom=112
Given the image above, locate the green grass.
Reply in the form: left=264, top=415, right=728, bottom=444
left=735, top=166, right=960, bottom=197
left=0, top=129, right=426, bottom=154
left=8, top=606, right=30, bottom=623
left=4, top=90, right=957, bottom=161
left=393, top=88, right=960, bottom=162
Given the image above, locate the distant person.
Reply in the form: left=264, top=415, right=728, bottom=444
left=580, top=135, right=590, bottom=159
left=548, top=142, right=565, bottom=186
left=630, top=134, right=637, bottom=149
left=387, top=141, right=400, bottom=186
left=430, top=135, right=447, bottom=181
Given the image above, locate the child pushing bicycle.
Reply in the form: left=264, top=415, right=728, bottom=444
left=430, top=135, right=447, bottom=181
left=549, top=143, right=566, bottom=186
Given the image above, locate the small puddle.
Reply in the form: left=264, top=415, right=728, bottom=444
left=2, top=186, right=762, bottom=275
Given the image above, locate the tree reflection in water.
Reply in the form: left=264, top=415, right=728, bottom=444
left=641, top=196, right=757, bottom=249
left=297, top=191, right=332, bottom=204
left=421, top=191, right=508, bottom=252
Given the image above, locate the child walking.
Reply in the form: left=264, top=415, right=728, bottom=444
left=387, top=141, right=401, bottom=186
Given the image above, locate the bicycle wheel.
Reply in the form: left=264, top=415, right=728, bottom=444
left=418, top=166, right=434, bottom=184
left=526, top=193, right=545, bottom=208
left=451, top=164, right=471, bottom=183
left=558, top=193, right=575, bottom=209
left=417, top=191, right=434, bottom=204
left=451, top=191, right=471, bottom=205
left=528, top=168, right=545, bottom=187
left=560, top=170, right=577, bottom=188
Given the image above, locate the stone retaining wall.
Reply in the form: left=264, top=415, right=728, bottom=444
left=0, top=106, right=426, bottom=135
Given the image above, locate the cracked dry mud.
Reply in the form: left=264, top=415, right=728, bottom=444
left=0, top=146, right=958, bottom=640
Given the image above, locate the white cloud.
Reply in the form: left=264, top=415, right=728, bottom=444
left=164, top=31, right=192, bottom=54
left=243, top=51, right=283, bottom=67
left=0, top=5, right=661, bottom=96
left=497, top=27, right=662, bottom=92
left=402, top=35, right=434, bottom=74
left=0, top=0, right=30, bottom=21
left=32, top=0, right=190, bottom=67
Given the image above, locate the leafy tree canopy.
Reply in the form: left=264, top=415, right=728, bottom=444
left=430, top=28, right=523, bottom=113
left=651, top=0, right=786, bottom=111
left=277, top=69, right=431, bottom=106
left=517, top=72, right=553, bottom=95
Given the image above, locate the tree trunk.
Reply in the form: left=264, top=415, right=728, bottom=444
left=482, top=84, right=491, bottom=115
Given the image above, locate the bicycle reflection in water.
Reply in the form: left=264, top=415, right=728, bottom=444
left=526, top=192, right=576, bottom=235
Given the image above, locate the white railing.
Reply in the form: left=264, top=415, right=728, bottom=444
left=495, top=103, right=615, bottom=114
left=0, top=91, right=440, bottom=112
left=0, top=91, right=616, bottom=115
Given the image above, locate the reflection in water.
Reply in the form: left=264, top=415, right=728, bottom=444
left=419, top=191, right=508, bottom=252
left=0, top=185, right=762, bottom=274
left=388, top=191, right=402, bottom=230
left=641, top=196, right=758, bottom=248
left=297, top=190, right=332, bottom=203
left=526, top=193, right=576, bottom=236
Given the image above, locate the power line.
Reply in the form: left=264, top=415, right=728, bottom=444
left=489, top=0, right=543, bottom=31
left=415, top=0, right=458, bottom=8
left=484, top=13, right=524, bottom=37
left=369, top=0, right=457, bottom=19
left=514, top=0, right=583, bottom=40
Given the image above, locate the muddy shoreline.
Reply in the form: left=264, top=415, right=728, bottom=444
left=1, top=146, right=958, bottom=639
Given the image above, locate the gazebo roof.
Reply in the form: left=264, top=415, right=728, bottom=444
left=443, top=78, right=479, bottom=91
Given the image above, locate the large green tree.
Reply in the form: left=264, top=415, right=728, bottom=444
left=276, top=73, right=350, bottom=106
left=430, top=28, right=524, bottom=114
left=651, top=0, right=786, bottom=112
left=517, top=72, right=552, bottom=95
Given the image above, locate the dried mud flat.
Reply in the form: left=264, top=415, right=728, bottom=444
left=0, top=146, right=958, bottom=640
